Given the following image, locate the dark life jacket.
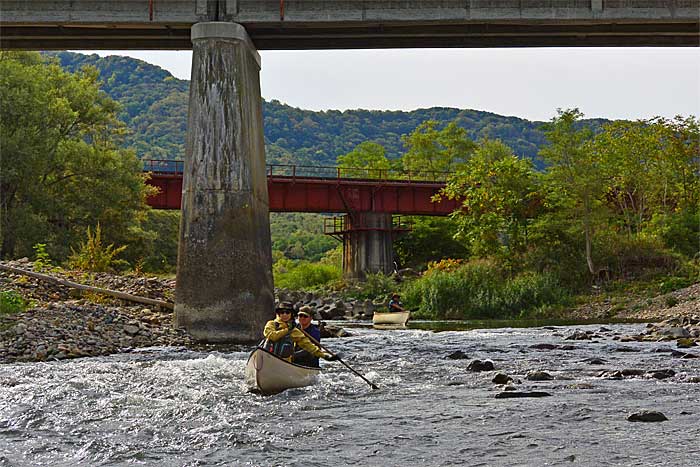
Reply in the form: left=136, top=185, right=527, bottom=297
left=388, top=299, right=401, bottom=312
left=260, top=321, right=294, bottom=358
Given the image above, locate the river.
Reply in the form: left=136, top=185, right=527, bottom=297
left=1, top=322, right=699, bottom=466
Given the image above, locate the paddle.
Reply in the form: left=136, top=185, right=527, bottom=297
left=298, top=327, right=379, bottom=390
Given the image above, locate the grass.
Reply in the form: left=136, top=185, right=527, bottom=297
left=402, top=261, right=571, bottom=320
left=0, top=290, right=30, bottom=315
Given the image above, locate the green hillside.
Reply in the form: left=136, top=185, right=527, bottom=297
left=50, top=51, right=607, bottom=166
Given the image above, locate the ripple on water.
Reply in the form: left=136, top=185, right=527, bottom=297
left=1, top=324, right=699, bottom=466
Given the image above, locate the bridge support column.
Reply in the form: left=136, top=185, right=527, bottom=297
left=343, top=213, right=395, bottom=280
left=174, top=22, right=273, bottom=343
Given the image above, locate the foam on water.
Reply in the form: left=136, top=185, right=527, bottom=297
left=1, top=324, right=699, bottom=466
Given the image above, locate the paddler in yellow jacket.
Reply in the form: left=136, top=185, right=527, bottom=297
left=261, top=302, right=338, bottom=364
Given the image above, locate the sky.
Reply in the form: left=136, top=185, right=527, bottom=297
left=79, top=48, right=700, bottom=122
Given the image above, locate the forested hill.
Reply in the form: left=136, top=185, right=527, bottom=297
left=50, top=51, right=605, bottom=165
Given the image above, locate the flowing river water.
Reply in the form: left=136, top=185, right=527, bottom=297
left=1, top=322, right=699, bottom=466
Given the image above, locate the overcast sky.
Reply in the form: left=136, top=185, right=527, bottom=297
left=80, top=48, right=699, bottom=122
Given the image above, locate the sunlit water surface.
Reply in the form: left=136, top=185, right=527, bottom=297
left=2, top=323, right=699, bottom=466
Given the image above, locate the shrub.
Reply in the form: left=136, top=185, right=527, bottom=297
left=348, top=272, right=398, bottom=301
left=32, top=243, right=54, bottom=272
left=0, top=290, right=29, bottom=314
left=595, top=233, right=679, bottom=280
left=644, top=210, right=700, bottom=258
left=425, top=258, right=465, bottom=275
left=659, top=276, right=694, bottom=294
left=66, top=224, right=128, bottom=272
left=403, top=261, right=569, bottom=320
left=274, top=259, right=341, bottom=290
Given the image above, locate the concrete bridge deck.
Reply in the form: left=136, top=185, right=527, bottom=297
left=2, top=0, right=698, bottom=49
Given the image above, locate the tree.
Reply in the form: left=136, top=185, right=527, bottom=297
left=0, top=52, right=154, bottom=261
left=592, top=119, right=663, bottom=236
left=401, top=121, right=477, bottom=178
left=393, top=217, right=468, bottom=270
left=538, top=109, right=604, bottom=276
left=439, top=139, right=539, bottom=264
left=653, top=116, right=700, bottom=212
left=590, top=116, right=699, bottom=239
left=336, top=141, right=390, bottom=178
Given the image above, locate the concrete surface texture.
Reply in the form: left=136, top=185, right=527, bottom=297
left=1, top=0, right=698, bottom=49
left=174, top=22, right=274, bottom=343
left=343, top=212, right=395, bottom=280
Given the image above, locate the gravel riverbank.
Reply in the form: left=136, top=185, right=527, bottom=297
left=1, top=259, right=698, bottom=364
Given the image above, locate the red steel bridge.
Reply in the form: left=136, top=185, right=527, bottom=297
left=144, top=159, right=459, bottom=216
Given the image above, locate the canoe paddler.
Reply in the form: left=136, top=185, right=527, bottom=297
left=388, top=293, right=406, bottom=312
left=261, top=302, right=337, bottom=364
left=293, top=306, right=322, bottom=368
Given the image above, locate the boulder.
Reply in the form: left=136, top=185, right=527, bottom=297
left=446, top=350, right=469, bottom=360
left=627, top=410, right=668, bottom=422
left=492, top=373, right=513, bottom=385
left=495, top=391, right=552, bottom=399
left=467, top=360, right=495, bottom=372
left=526, top=371, right=554, bottom=381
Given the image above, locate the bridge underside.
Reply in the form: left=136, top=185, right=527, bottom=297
left=3, top=21, right=698, bottom=49
left=1, top=0, right=698, bottom=49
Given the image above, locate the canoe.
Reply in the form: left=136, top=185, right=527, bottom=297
left=372, top=310, right=410, bottom=327
left=245, top=347, right=321, bottom=395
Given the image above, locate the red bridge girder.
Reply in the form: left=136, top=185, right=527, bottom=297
left=144, top=164, right=458, bottom=216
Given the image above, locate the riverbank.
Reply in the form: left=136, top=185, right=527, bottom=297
left=1, top=259, right=698, bottom=363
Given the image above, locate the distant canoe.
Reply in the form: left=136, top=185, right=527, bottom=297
left=372, top=310, right=410, bottom=327
left=245, top=348, right=321, bottom=395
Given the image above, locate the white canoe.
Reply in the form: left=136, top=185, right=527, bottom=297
left=372, top=310, right=410, bottom=326
left=245, top=348, right=321, bottom=395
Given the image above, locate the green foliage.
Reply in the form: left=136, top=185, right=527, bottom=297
left=23, top=51, right=697, bottom=297
left=402, top=121, right=477, bottom=176
left=273, top=258, right=341, bottom=290
left=270, top=213, right=338, bottom=262
left=525, top=214, right=592, bottom=290
left=32, top=243, right=54, bottom=272
left=48, top=51, right=189, bottom=160
left=644, top=210, right=700, bottom=258
left=346, top=272, right=398, bottom=301
left=337, top=141, right=391, bottom=178
left=441, top=138, right=539, bottom=263
left=590, top=117, right=700, bottom=239
left=53, top=52, right=595, bottom=165
left=319, top=245, right=343, bottom=267
left=539, top=108, right=608, bottom=277
left=402, top=261, right=569, bottom=320
left=594, top=233, right=678, bottom=280
left=124, top=210, right=180, bottom=273
left=67, top=224, right=128, bottom=272
left=0, top=51, right=154, bottom=262
left=659, top=277, right=695, bottom=295
left=0, top=290, right=29, bottom=314
left=394, top=217, right=468, bottom=269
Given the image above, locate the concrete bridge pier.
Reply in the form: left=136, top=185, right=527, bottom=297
left=343, top=213, right=395, bottom=280
left=174, top=22, right=274, bottom=343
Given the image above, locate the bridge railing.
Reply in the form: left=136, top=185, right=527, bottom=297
left=267, top=164, right=452, bottom=183
left=142, top=159, right=184, bottom=173
left=323, top=215, right=413, bottom=238
left=141, top=159, right=452, bottom=183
